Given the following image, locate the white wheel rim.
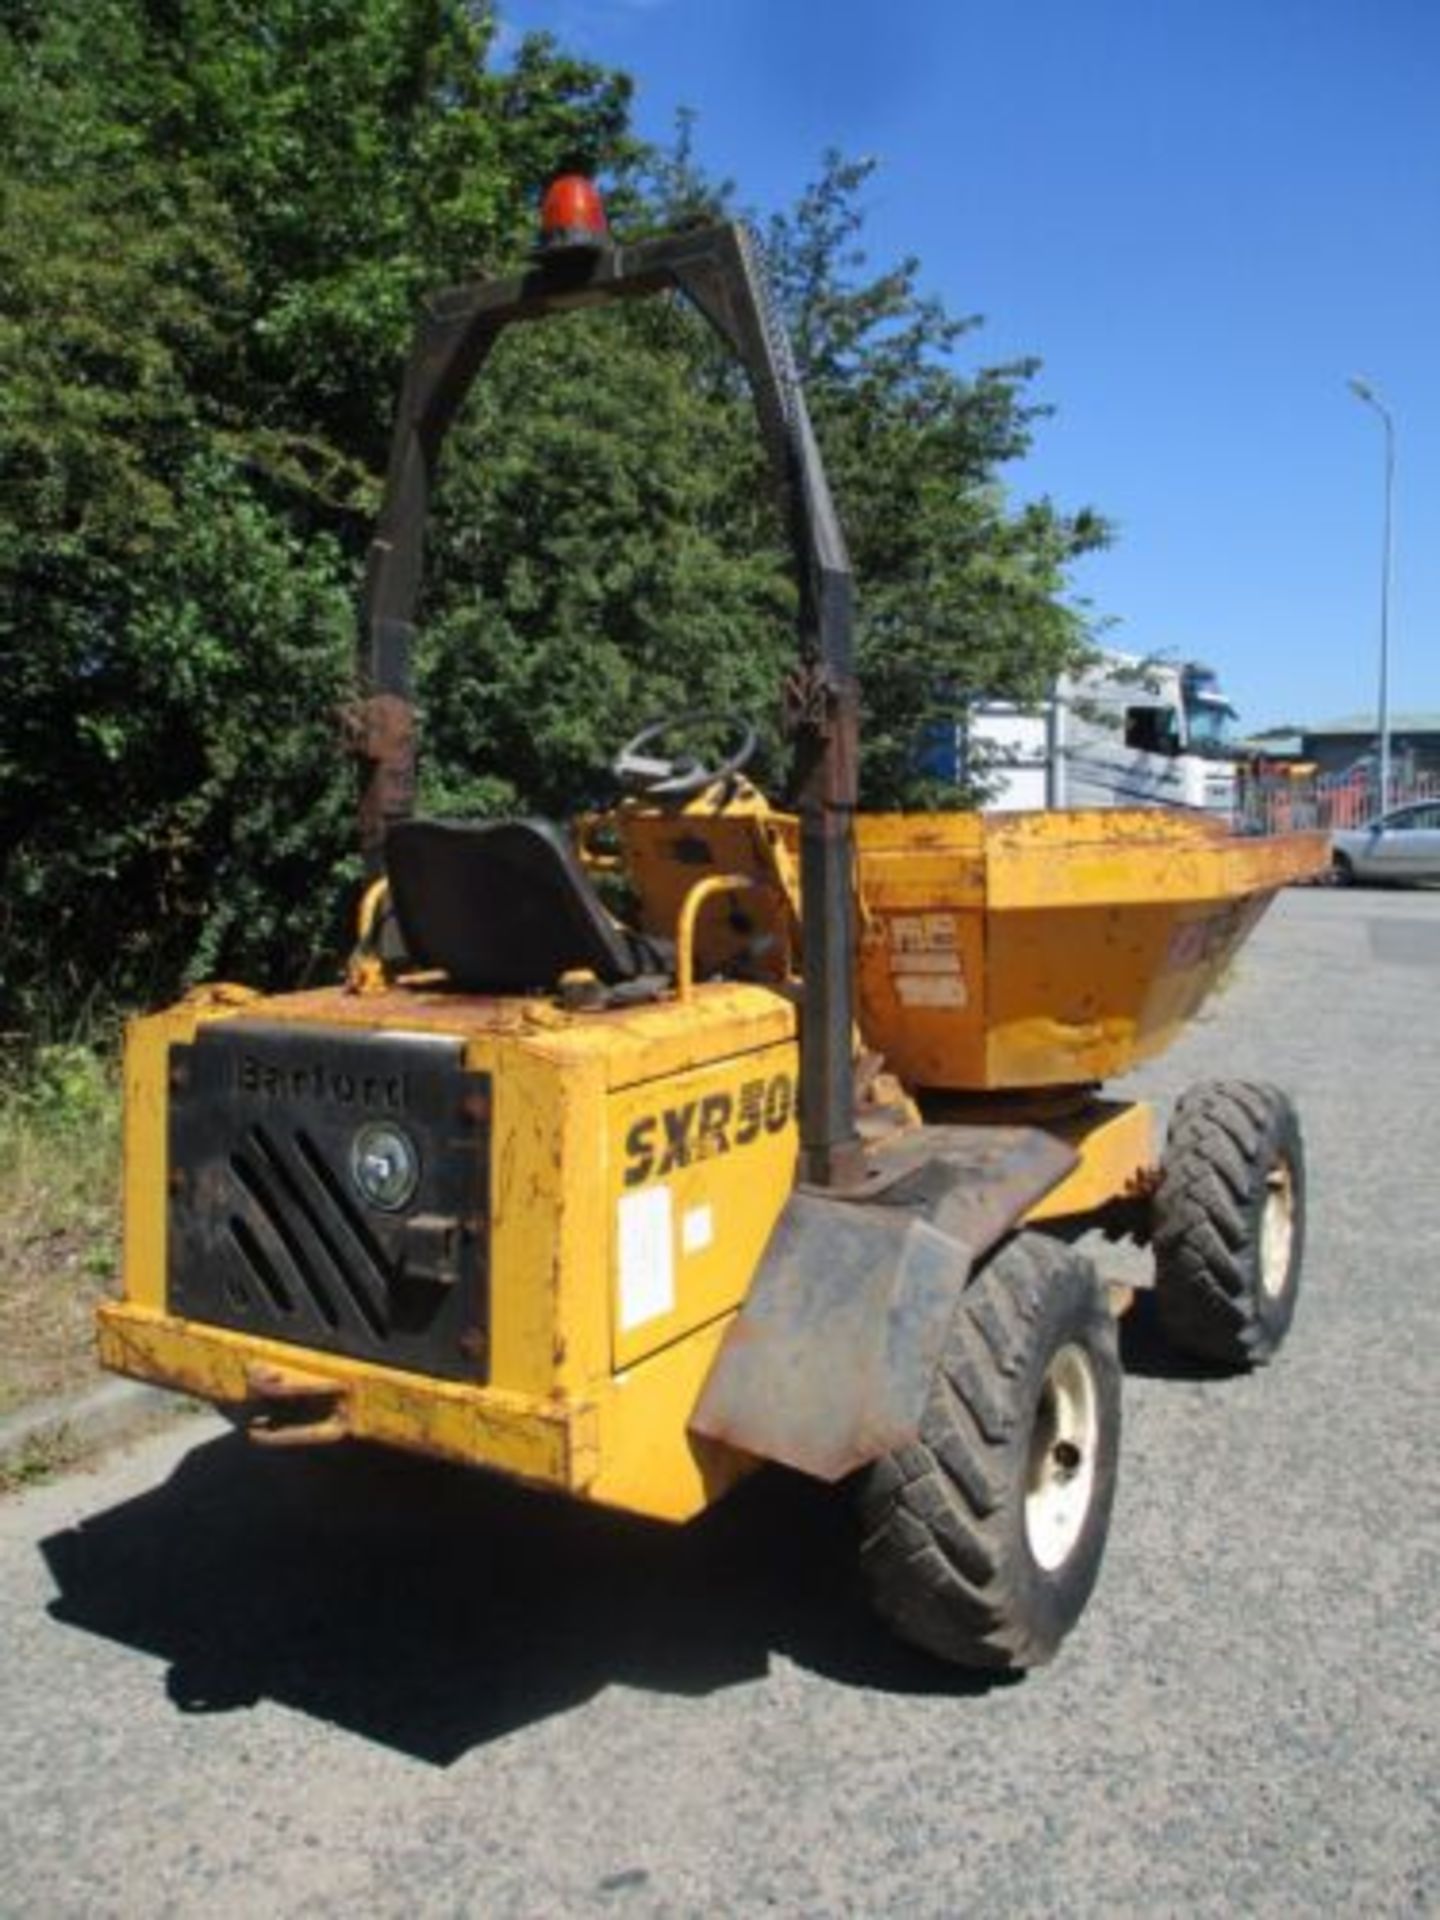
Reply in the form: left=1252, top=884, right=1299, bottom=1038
left=1260, top=1159, right=1296, bottom=1300
left=1024, top=1344, right=1100, bottom=1574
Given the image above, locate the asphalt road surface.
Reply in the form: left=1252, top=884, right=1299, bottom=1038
left=2, top=887, right=1436, bottom=1917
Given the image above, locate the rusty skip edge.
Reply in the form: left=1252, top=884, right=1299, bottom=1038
left=690, top=1124, right=1078, bottom=1482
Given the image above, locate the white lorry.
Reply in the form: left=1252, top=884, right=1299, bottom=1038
left=955, top=651, right=1240, bottom=816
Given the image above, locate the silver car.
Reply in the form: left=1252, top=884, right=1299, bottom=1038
left=1332, top=801, right=1440, bottom=885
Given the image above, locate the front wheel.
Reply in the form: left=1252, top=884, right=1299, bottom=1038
left=1332, top=851, right=1356, bottom=886
left=1152, top=1080, right=1305, bottom=1368
left=854, top=1234, right=1121, bottom=1671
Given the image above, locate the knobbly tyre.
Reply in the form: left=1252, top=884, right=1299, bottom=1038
left=99, top=177, right=1328, bottom=1669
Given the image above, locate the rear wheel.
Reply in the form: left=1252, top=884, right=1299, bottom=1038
left=855, top=1233, right=1121, bottom=1671
left=1152, top=1080, right=1305, bottom=1368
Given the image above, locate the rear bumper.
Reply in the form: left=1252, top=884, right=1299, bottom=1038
left=96, top=1302, right=598, bottom=1493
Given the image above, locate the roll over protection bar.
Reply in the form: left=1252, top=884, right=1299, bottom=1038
left=357, top=217, right=864, bottom=1187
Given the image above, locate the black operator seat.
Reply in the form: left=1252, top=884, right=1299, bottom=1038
left=384, top=817, right=663, bottom=994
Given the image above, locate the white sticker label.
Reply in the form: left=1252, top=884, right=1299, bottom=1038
left=891, top=951, right=962, bottom=975
left=617, top=1186, right=675, bottom=1331
left=681, top=1204, right=714, bottom=1255
left=895, top=973, right=968, bottom=1008
left=888, top=910, right=965, bottom=1002
left=889, top=913, right=959, bottom=956
left=888, top=915, right=929, bottom=955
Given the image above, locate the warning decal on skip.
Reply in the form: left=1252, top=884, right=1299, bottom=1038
left=887, top=914, right=968, bottom=1008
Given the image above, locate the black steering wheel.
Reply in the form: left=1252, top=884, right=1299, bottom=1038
left=612, top=711, right=759, bottom=801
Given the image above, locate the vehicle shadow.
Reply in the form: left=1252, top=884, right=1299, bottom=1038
left=1117, top=1290, right=1238, bottom=1382
left=40, top=1431, right=1005, bottom=1765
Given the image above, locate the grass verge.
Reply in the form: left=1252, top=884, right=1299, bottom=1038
left=0, top=1424, right=90, bottom=1496
left=0, top=1041, right=120, bottom=1419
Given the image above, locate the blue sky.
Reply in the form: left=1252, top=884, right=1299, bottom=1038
left=500, top=0, right=1438, bottom=734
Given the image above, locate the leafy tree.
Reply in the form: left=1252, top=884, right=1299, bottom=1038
left=1, top=9, right=1107, bottom=1034
left=762, top=154, right=1108, bottom=804
left=418, top=147, right=1108, bottom=816
left=0, top=1, right=634, bottom=1024
left=417, top=298, right=794, bottom=818
left=0, top=24, right=262, bottom=1019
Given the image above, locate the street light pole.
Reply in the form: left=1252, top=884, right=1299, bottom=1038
left=1348, top=376, right=1395, bottom=813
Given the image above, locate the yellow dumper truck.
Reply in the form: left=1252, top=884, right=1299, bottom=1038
left=99, top=178, right=1326, bottom=1669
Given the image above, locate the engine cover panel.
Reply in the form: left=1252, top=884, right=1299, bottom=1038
left=167, top=1021, right=489, bottom=1383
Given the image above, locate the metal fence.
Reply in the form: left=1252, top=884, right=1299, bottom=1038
left=1236, top=772, right=1440, bottom=836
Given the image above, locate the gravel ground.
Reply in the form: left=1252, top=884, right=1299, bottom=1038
left=0, top=886, right=1436, bottom=1918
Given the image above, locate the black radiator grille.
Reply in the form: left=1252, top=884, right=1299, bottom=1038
left=167, top=1021, right=489, bottom=1382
